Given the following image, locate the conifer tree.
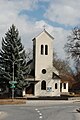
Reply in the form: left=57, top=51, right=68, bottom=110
left=0, top=24, right=28, bottom=91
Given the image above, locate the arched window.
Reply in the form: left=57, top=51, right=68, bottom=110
left=64, top=83, right=66, bottom=89
left=41, top=80, right=46, bottom=90
left=55, top=83, right=57, bottom=89
left=41, top=45, right=44, bottom=55
left=45, top=45, right=48, bottom=55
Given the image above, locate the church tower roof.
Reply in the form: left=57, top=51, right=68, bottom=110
left=32, top=29, right=54, bottom=41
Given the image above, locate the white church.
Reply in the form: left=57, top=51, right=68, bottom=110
left=24, top=29, right=68, bottom=97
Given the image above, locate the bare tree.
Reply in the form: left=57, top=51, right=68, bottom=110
left=53, top=51, right=70, bottom=75
left=64, top=27, right=80, bottom=72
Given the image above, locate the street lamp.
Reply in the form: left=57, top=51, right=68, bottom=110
left=5, top=58, right=23, bottom=101
left=12, top=61, right=15, bottom=101
left=12, top=59, right=23, bottom=101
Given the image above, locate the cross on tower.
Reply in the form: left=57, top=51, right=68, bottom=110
left=43, top=25, right=46, bottom=31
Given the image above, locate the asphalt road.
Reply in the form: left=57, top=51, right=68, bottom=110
left=0, top=100, right=80, bottom=120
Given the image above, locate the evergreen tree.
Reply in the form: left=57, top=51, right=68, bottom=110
left=0, top=24, right=28, bottom=91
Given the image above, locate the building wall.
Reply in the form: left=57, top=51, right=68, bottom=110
left=61, top=82, right=68, bottom=93
left=35, top=79, right=60, bottom=96
left=34, top=31, right=53, bottom=81
left=33, top=30, right=61, bottom=97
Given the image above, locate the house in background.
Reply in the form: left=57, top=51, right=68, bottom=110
left=60, top=79, right=68, bottom=95
left=24, top=29, right=68, bottom=97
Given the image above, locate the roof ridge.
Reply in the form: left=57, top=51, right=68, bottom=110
left=32, top=29, right=54, bottom=41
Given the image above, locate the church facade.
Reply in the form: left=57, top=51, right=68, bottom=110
left=24, top=29, right=68, bottom=97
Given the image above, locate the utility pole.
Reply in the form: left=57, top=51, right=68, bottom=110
left=9, top=61, right=16, bottom=101
left=8, top=59, right=22, bottom=101
left=12, top=62, right=14, bottom=101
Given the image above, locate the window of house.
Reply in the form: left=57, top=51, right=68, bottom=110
left=42, top=69, right=46, bottom=74
left=55, top=83, right=58, bottom=89
left=41, top=45, right=44, bottom=55
left=64, top=83, right=66, bottom=89
left=45, top=45, right=48, bottom=55
left=41, top=80, right=46, bottom=90
left=60, top=83, right=62, bottom=89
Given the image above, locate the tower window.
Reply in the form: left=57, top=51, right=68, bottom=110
left=45, top=45, right=48, bottom=55
left=55, top=83, right=58, bottom=89
left=41, top=80, right=46, bottom=90
left=64, top=83, right=66, bottom=89
left=41, top=45, right=44, bottom=55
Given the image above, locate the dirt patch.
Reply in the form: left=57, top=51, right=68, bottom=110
left=0, top=99, right=26, bottom=105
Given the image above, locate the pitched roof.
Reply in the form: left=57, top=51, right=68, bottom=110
left=32, top=29, right=54, bottom=41
left=52, top=72, right=61, bottom=79
left=27, top=59, right=33, bottom=66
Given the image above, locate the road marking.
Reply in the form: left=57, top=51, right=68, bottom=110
left=39, top=116, right=43, bottom=119
left=39, top=113, right=42, bottom=116
left=37, top=110, right=40, bottom=113
left=35, top=108, right=38, bottom=111
left=35, top=108, right=43, bottom=119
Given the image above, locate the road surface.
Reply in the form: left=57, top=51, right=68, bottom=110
left=0, top=100, right=80, bottom=120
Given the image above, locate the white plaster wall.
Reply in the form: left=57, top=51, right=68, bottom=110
left=35, top=81, right=41, bottom=96
left=33, top=31, right=61, bottom=97
left=22, top=88, right=26, bottom=97
left=34, top=31, right=53, bottom=80
left=35, top=79, right=60, bottom=96
left=52, top=79, right=60, bottom=96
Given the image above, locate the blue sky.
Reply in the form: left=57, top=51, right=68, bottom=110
left=0, top=0, right=80, bottom=59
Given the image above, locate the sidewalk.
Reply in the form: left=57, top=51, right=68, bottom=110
left=26, top=99, right=80, bottom=106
